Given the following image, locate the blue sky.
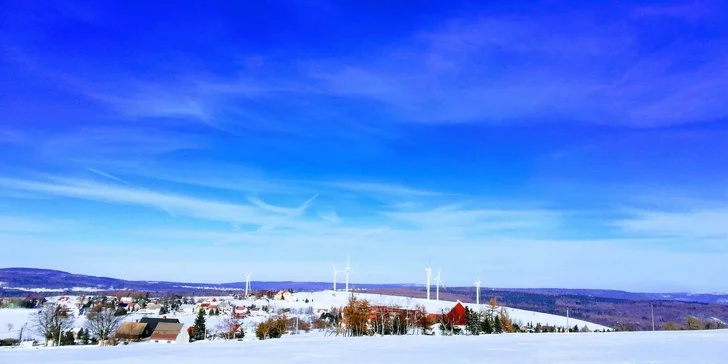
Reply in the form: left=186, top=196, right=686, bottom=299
left=1, top=0, right=727, bottom=292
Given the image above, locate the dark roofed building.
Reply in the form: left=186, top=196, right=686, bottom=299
left=139, top=317, right=181, bottom=338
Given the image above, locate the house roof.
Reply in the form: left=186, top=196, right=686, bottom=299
left=150, top=322, right=184, bottom=341
left=445, top=301, right=467, bottom=326
left=139, top=317, right=181, bottom=337
left=115, top=322, right=147, bottom=339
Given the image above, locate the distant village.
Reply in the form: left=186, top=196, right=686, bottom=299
left=0, top=288, right=623, bottom=348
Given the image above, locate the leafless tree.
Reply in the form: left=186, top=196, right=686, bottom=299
left=32, top=304, right=74, bottom=346
left=85, top=308, right=122, bottom=345
left=412, top=304, right=430, bottom=335
left=217, top=316, right=238, bottom=340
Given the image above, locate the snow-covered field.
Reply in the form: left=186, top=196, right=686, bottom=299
left=1, top=329, right=726, bottom=363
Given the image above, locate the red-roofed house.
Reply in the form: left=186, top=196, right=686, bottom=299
left=150, top=322, right=188, bottom=344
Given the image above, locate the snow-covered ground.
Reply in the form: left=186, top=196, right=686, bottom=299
left=1, top=329, right=726, bottom=363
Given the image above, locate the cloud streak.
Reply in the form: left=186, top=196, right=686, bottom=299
left=0, top=177, right=292, bottom=229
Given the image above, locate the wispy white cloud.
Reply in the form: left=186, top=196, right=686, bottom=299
left=327, top=181, right=453, bottom=197
left=632, top=2, right=712, bottom=21
left=39, top=127, right=205, bottom=162
left=85, top=168, right=177, bottom=217
left=309, top=8, right=728, bottom=127
left=318, top=209, right=342, bottom=223
left=0, top=215, right=78, bottom=234
left=382, top=204, right=560, bottom=233
left=86, top=167, right=132, bottom=185
left=616, top=208, right=728, bottom=240
left=0, top=177, right=294, bottom=229
left=246, top=193, right=319, bottom=216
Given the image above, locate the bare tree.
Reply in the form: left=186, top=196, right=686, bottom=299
left=85, top=308, right=122, bottom=345
left=32, top=304, right=74, bottom=346
left=217, top=316, right=238, bottom=340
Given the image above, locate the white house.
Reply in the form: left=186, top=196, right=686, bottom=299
left=149, top=323, right=189, bottom=345
left=273, top=290, right=293, bottom=301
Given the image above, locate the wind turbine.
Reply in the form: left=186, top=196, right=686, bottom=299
left=245, top=270, right=255, bottom=298
left=474, top=277, right=482, bottom=305
left=344, top=255, right=354, bottom=292
left=433, top=267, right=446, bottom=301
left=425, top=267, right=432, bottom=300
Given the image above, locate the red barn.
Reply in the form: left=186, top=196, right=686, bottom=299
left=427, top=301, right=468, bottom=326
left=445, top=302, right=467, bottom=326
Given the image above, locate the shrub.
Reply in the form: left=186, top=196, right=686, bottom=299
left=255, top=316, right=288, bottom=340
left=342, top=297, right=371, bottom=337
left=0, top=339, right=20, bottom=346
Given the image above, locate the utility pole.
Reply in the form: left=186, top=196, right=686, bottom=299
left=651, top=304, right=655, bottom=331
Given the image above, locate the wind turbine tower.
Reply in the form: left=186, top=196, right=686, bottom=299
left=474, top=277, right=482, bottom=305
left=434, top=268, right=446, bottom=301
left=332, top=264, right=344, bottom=291
left=425, top=267, right=432, bottom=300
left=245, top=270, right=254, bottom=298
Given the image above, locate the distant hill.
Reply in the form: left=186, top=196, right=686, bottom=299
left=1, top=267, right=727, bottom=305
left=367, top=287, right=728, bottom=330
left=4, top=267, right=727, bottom=330
left=0, top=267, right=406, bottom=293
left=499, top=288, right=728, bottom=305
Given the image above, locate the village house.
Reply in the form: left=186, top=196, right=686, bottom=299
left=145, top=300, right=160, bottom=311
left=273, top=290, right=293, bottom=301
left=149, top=322, right=189, bottom=344
left=139, top=317, right=181, bottom=338
left=115, top=322, right=147, bottom=342
left=233, top=305, right=248, bottom=319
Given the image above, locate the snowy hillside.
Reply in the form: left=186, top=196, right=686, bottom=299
left=235, top=290, right=611, bottom=331
left=1, top=329, right=726, bottom=363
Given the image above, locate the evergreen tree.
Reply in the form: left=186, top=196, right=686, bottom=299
left=61, top=330, right=75, bottom=346
left=465, top=307, right=480, bottom=335
left=481, top=317, right=493, bottom=334
left=494, top=315, right=503, bottom=334
left=193, top=309, right=206, bottom=341
left=78, top=328, right=90, bottom=345
left=159, top=306, right=168, bottom=315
